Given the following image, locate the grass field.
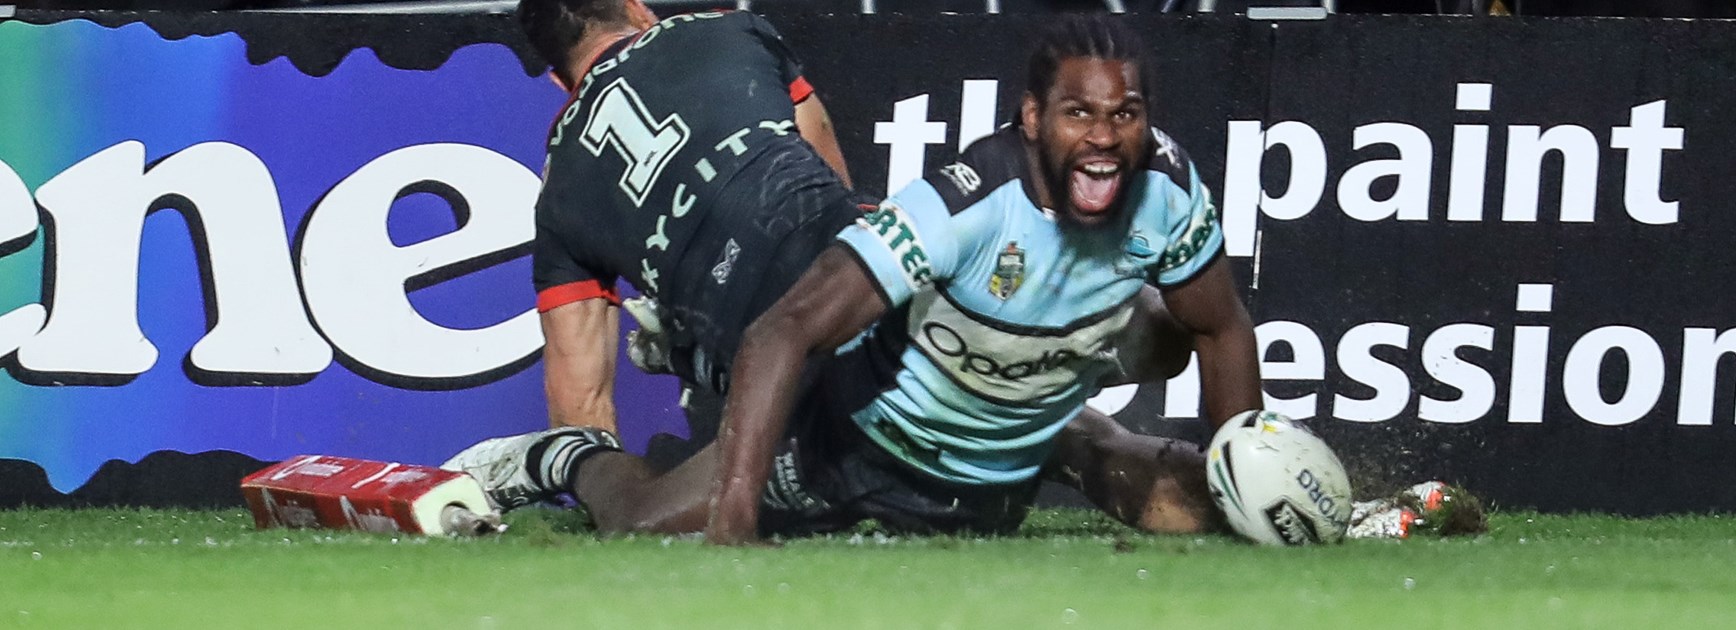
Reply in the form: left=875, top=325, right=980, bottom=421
left=3, top=508, right=1735, bottom=628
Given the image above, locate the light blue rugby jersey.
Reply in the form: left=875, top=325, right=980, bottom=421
left=833, top=126, right=1224, bottom=486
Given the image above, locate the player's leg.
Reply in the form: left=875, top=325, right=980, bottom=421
left=1044, top=408, right=1223, bottom=534
left=443, top=425, right=726, bottom=534
left=455, top=420, right=870, bottom=537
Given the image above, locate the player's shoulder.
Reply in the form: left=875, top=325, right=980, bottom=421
left=693, top=9, right=777, bottom=36
left=917, top=126, right=1027, bottom=216
left=648, top=10, right=757, bottom=39
left=1144, top=126, right=1196, bottom=190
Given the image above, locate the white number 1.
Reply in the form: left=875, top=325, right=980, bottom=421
left=579, top=78, right=691, bottom=207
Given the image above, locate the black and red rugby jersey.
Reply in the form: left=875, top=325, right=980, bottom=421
left=532, top=11, right=815, bottom=310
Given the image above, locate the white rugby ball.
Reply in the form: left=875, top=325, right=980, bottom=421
left=1205, top=410, right=1354, bottom=545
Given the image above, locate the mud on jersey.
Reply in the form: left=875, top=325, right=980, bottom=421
left=532, top=11, right=815, bottom=310
left=833, top=126, right=1224, bottom=485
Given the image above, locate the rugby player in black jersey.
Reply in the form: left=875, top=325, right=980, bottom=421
left=449, top=0, right=894, bottom=520
left=520, top=0, right=854, bottom=441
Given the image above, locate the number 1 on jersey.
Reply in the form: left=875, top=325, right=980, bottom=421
left=579, top=78, right=692, bottom=207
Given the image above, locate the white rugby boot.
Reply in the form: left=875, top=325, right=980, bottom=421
left=441, top=427, right=621, bottom=512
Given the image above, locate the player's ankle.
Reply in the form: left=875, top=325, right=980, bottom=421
left=531, top=428, right=624, bottom=494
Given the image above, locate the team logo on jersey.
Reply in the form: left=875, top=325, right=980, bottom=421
left=1125, top=234, right=1157, bottom=259
left=1114, top=232, right=1158, bottom=278
left=711, top=238, right=741, bottom=285
left=940, top=162, right=982, bottom=195
left=988, top=242, right=1025, bottom=300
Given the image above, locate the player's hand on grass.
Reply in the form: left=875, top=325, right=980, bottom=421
left=703, top=489, right=765, bottom=546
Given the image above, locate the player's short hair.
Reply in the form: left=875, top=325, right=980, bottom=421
left=1024, top=15, right=1152, bottom=109
left=518, top=0, right=633, bottom=84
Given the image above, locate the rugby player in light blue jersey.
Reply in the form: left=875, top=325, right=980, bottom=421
left=446, top=12, right=1263, bottom=545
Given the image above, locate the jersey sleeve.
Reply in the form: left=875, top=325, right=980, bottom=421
left=742, top=12, right=812, bottom=103
left=834, top=179, right=962, bottom=308
left=1151, top=144, right=1225, bottom=287
left=533, top=219, right=620, bottom=311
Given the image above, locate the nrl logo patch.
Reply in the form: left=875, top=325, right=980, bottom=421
left=988, top=242, right=1025, bottom=300
left=939, top=162, right=982, bottom=195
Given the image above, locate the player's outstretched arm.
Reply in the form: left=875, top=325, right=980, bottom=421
left=1160, top=254, right=1262, bottom=430
left=1046, top=408, right=1222, bottom=534
left=704, top=246, right=887, bottom=545
left=541, top=299, right=622, bottom=432
left=796, top=95, right=853, bottom=189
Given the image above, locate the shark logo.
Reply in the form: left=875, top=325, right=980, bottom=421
left=1126, top=233, right=1157, bottom=259
left=1115, top=233, right=1158, bottom=278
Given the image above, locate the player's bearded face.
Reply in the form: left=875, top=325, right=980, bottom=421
left=1025, top=57, right=1150, bottom=228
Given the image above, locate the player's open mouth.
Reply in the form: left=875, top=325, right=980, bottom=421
left=1070, top=159, right=1121, bottom=215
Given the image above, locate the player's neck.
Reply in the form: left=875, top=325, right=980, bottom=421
left=1021, top=140, right=1057, bottom=211
left=565, top=25, right=642, bottom=83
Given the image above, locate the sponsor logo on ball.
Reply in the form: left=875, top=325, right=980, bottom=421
left=1296, top=468, right=1346, bottom=528
left=1264, top=500, right=1321, bottom=545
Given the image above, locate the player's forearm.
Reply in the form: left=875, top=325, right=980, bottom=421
left=1193, top=323, right=1262, bottom=430
left=541, top=300, right=622, bottom=432
left=704, top=320, right=808, bottom=545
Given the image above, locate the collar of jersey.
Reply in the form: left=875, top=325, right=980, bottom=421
left=574, top=33, right=637, bottom=87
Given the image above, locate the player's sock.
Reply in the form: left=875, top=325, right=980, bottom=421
left=527, top=427, right=622, bottom=493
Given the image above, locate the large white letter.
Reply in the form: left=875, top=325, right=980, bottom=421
left=27, top=141, right=324, bottom=378
left=1563, top=326, right=1665, bottom=426
left=958, top=80, right=998, bottom=152
left=300, top=144, right=540, bottom=383
left=1336, top=123, right=1433, bottom=222
left=1508, top=284, right=1554, bottom=424
left=1678, top=328, right=1736, bottom=426
left=1447, top=83, right=1493, bottom=222
left=1610, top=100, right=1682, bottom=225
left=0, top=158, right=45, bottom=358
left=1502, top=125, right=1600, bottom=223
left=1221, top=121, right=1326, bottom=257
left=1332, top=322, right=1412, bottom=422
left=1419, top=324, right=1496, bottom=423
left=26, top=143, right=157, bottom=376
left=1257, top=320, right=1324, bottom=419
left=160, top=143, right=330, bottom=378
left=874, top=94, right=947, bottom=195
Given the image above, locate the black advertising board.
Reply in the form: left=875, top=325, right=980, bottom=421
left=0, top=9, right=1730, bottom=514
